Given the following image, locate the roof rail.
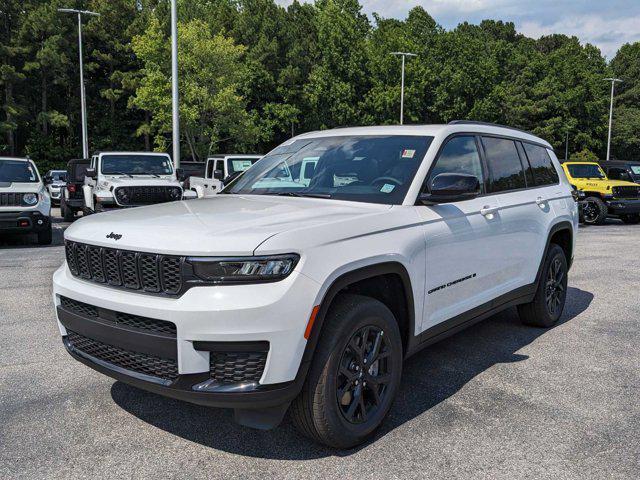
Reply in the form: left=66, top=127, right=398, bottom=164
left=448, top=120, right=534, bottom=136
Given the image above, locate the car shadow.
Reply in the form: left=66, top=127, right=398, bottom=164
left=111, top=287, right=593, bottom=459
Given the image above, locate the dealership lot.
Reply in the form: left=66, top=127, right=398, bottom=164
left=1, top=214, right=638, bottom=479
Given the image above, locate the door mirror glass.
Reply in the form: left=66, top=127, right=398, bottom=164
left=213, top=169, right=224, bottom=180
left=420, top=173, right=480, bottom=204
left=175, top=168, right=185, bottom=181
left=85, top=168, right=97, bottom=179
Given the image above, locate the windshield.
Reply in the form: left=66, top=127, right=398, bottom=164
left=567, top=164, right=605, bottom=179
left=223, top=136, right=433, bottom=205
left=0, top=160, right=39, bottom=183
left=50, top=171, right=67, bottom=182
left=228, top=158, right=260, bottom=175
left=101, top=155, right=173, bottom=175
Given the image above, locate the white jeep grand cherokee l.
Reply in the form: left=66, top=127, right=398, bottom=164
left=53, top=122, right=577, bottom=448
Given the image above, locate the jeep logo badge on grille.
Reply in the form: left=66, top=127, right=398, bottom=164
left=106, top=232, right=122, bottom=241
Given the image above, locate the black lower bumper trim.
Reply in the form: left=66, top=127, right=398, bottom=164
left=63, top=337, right=302, bottom=409
left=0, top=210, right=50, bottom=233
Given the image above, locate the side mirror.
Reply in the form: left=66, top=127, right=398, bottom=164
left=213, top=169, right=224, bottom=180
left=43, top=175, right=52, bottom=185
left=176, top=168, right=185, bottom=181
left=85, top=168, right=97, bottom=179
left=419, top=173, right=480, bottom=204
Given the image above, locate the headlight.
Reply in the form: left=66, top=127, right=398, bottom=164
left=23, top=193, right=38, bottom=205
left=188, top=254, right=299, bottom=284
left=168, top=187, right=182, bottom=200
left=115, top=188, right=129, bottom=203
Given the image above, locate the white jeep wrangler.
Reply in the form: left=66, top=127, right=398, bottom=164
left=83, top=152, right=184, bottom=212
left=53, top=123, right=577, bottom=448
left=0, top=157, right=52, bottom=244
left=189, top=154, right=262, bottom=197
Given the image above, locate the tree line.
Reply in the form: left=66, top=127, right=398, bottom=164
left=1, top=0, right=639, bottom=173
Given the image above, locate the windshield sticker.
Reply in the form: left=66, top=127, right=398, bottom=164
left=401, top=149, right=415, bottom=159
left=631, top=166, right=640, bottom=175
left=380, top=183, right=395, bottom=193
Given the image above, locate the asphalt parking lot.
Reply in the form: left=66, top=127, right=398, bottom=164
left=1, top=211, right=638, bottom=479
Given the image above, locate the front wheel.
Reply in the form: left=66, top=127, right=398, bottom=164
left=518, top=243, right=568, bottom=327
left=582, top=196, right=607, bottom=225
left=290, top=294, right=403, bottom=449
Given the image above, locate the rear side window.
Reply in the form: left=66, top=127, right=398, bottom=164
left=428, top=136, right=485, bottom=192
left=522, top=143, right=559, bottom=185
left=482, top=137, right=526, bottom=192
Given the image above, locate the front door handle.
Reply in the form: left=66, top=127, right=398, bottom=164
left=535, top=196, right=546, bottom=205
left=480, top=205, right=499, bottom=216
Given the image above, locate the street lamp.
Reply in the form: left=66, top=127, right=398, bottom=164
left=58, top=8, right=100, bottom=159
left=604, top=77, right=622, bottom=162
left=170, top=0, right=180, bottom=168
left=390, top=52, right=417, bottom=125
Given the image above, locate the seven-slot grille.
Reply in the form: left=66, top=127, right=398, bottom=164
left=612, top=185, right=640, bottom=199
left=114, top=186, right=179, bottom=206
left=0, top=192, right=25, bottom=207
left=210, top=351, right=267, bottom=384
left=65, top=241, right=183, bottom=295
left=60, top=296, right=177, bottom=336
left=66, top=330, right=178, bottom=381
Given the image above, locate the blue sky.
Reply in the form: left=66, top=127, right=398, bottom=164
left=277, top=0, right=640, bottom=59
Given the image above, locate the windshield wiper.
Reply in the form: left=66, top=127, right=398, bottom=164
left=272, top=191, right=332, bottom=199
left=108, top=171, right=133, bottom=178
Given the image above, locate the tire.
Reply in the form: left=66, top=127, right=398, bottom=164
left=290, top=294, right=403, bottom=449
left=620, top=214, right=640, bottom=225
left=518, top=243, right=568, bottom=327
left=37, top=224, right=53, bottom=245
left=62, top=203, right=75, bottom=222
left=581, top=196, right=607, bottom=225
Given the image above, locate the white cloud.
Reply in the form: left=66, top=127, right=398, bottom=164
left=276, top=0, right=640, bottom=59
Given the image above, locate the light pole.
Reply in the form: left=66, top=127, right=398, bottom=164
left=170, top=0, right=180, bottom=168
left=604, top=77, right=622, bottom=162
left=565, top=127, right=570, bottom=162
left=390, top=52, right=417, bottom=125
left=59, top=9, right=100, bottom=159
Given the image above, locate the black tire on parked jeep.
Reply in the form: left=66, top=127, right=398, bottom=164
left=518, top=243, right=568, bottom=328
left=620, top=214, right=640, bottom=225
left=290, top=294, right=403, bottom=449
left=37, top=224, right=53, bottom=245
left=61, top=202, right=75, bottom=222
left=581, top=196, right=607, bottom=225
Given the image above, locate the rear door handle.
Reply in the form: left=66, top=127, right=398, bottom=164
left=480, top=205, right=499, bottom=216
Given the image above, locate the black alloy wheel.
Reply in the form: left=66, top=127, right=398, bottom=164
left=336, top=325, right=392, bottom=424
left=545, top=256, right=565, bottom=317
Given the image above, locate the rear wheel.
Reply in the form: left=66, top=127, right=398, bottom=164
left=620, top=214, right=640, bottom=225
left=290, top=294, right=403, bottom=449
left=518, top=243, right=568, bottom=327
left=61, top=201, right=75, bottom=222
left=37, top=224, right=53, bottom=245
left=581, top=196, right=607, bottom=225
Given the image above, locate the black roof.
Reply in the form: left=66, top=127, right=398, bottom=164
left=67, top=158, right=90, bottom=165
left=597, top=159, right=640, bottom=165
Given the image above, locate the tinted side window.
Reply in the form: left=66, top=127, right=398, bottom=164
left=522, top=143, right=559, bottom=185
left=428, top=136, right=484, bottom=192
left=482, top=137, right=526, bottom=192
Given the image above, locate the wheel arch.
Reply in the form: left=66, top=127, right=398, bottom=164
left=300, top=262, right=416, bottom=378
left=535, top=221, right=574, bottom=284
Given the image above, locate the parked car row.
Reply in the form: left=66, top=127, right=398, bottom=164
left=561, top=160, right=640, bottom=225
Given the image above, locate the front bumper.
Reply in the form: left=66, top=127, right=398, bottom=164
left=0, top=210, right=50, bottom=233
left=606, top=198, right=640, bottom=215
left=52, top=264, right=320, bottom=409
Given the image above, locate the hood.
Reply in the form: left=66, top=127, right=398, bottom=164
left=578, top=179, right=639, bottom=189
left=0, top=182, right=43, bottom=193
left=101, top=176, right=179, bottom=187
left=65, top=194, right=389, bottom=256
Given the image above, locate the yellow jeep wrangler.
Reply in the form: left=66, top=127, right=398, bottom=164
left=562, top=161, right=640, bottom=225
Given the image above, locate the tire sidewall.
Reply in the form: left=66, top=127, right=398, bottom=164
left=582, top=197, right=607, bottom=225
left=313, top=298, right=403, bottom=446
left=541, top=244, right=568, bottom=324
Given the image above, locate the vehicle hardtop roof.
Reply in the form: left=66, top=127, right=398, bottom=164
left=95, top=151, right=171, bottom=157
left=598, top=159, right=640, bottom=165
left=0, top=156, right=30, bottom=162
left=293, top=122, right=552, bottom=149
left=67, top=158, right=90, bottom=165
left=207, top=154, right=262, bottom=159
